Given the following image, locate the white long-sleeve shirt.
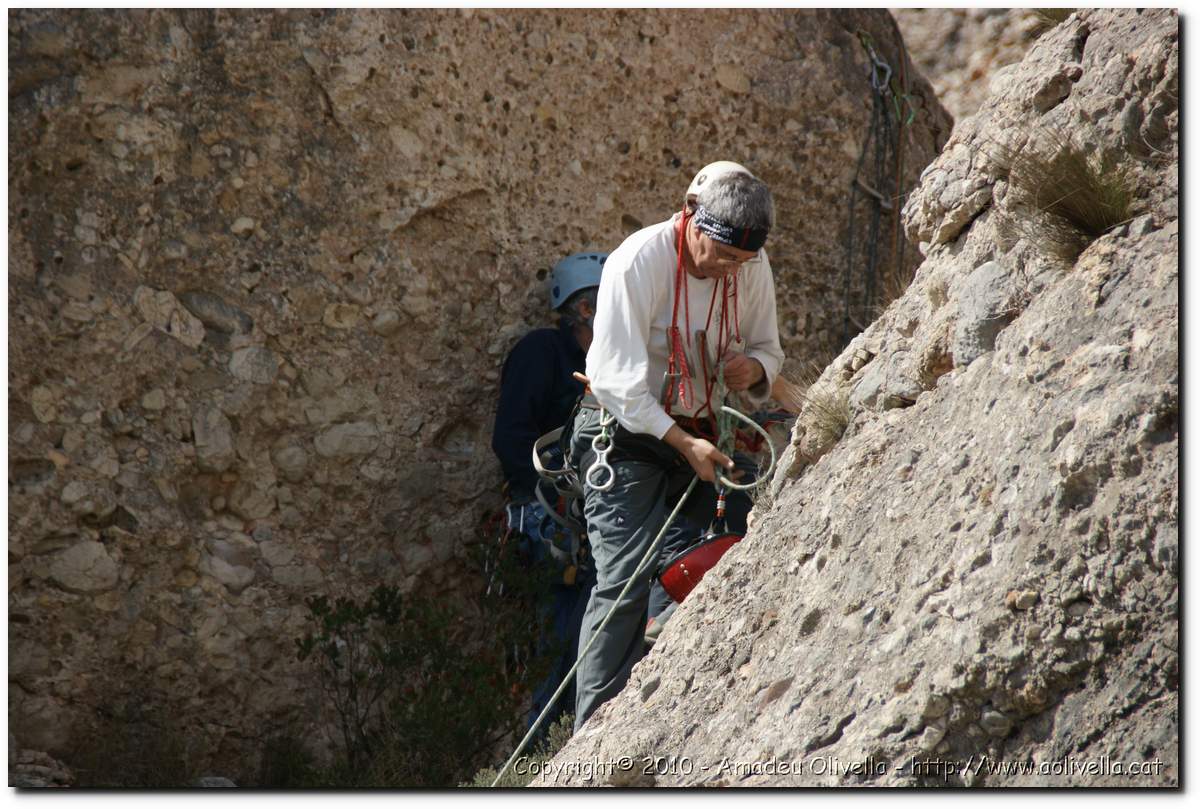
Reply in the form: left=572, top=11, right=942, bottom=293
left=586, top=213, right=785, bottom=439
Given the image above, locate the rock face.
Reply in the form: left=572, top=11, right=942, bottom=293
left=8, top=742, right=75, bottom=788
left=538, top=9, right=1177, bottom=787
left=8, top=9, right=948, bottom=775
left=893, top=9, right=1044, bottom=123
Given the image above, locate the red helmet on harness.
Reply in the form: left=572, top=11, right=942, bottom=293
left=657, top=531, right=743, bottom=604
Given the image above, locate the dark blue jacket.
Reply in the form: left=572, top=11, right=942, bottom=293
left=492, top=321, right=586, bottom=502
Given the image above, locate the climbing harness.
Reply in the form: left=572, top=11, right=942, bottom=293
left=843, top=30, right=915, bottom=347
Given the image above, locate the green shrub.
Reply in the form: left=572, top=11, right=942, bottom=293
left=296, top=585, right=416, bottom=772
left=294, top=541, right=564, bottom=787
left=463, top=713, right=576, bottom=788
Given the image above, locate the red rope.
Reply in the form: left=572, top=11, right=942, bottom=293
left=732, top=274, right=741, bottom=342
left=668, top=210, right=745, bottom=428
left=669, top=207, right=695, bottom=412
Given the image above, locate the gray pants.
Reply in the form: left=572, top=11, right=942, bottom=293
left=570, top=407, right=753, bottom=730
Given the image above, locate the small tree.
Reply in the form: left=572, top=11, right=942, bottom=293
left=295, top=586, right=408, bottom=772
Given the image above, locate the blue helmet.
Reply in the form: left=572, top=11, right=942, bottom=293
left=549, top=252, right=607, bottom=311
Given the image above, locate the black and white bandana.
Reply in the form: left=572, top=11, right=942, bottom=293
left=693, top=205, right=769, bottom=252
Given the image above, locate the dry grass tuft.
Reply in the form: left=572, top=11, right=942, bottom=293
left=801, top=383, right=852, bottom=452
left=785, top=361, right=853, bottom=455
left=874, top=260, right=919, bottom=319
left=1030, top=8, right=1076, bottom=37
left=991, top=129, right=1137, bottom=264
left=771, top=374, right=806, bottom=414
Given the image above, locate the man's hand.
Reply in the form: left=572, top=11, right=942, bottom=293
left=722, top=352, right=765, bottom=392
left=663, top=425, right=734, bottom=483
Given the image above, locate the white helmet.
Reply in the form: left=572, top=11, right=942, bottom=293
left=685, top=160, right=757, bottom=208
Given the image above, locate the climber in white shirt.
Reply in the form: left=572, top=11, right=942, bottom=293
left=569, top=163, right=784, bottom=729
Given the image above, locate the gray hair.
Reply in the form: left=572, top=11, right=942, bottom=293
left=559, top=287, right=598, bottom=326
left=696, top=172, right=775, bottom=231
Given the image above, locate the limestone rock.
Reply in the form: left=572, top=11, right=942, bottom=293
left=287, top=286, right=327, bottom=324
left=371, top=310, right=402, bottom=336
left=205, top=555, right=255, bottom=595
left=715, top=64, right=751, bottom=95
left=178, top=290, right=254, bottom=336
left=133, top=286, right=177, bottom=329
left=271, top=442, right=309, bottom=482
left=228, top=346, right=279, bottom=385
left=271, top=563, right=323, bottom=590
left=894, top=9, right=1045, bottom=121
left=323, top=303, right=361, bottom=330
left=259, top=540, right=296, bottom=568
left=141, top=388, right=167, bottom=411
left=230, top=217, right=256, bottom=236
left=47, top=541, right=120, bottom=593
left=8, top=747, right=74, bottom=787
left=59, top=480, right=117, bottom=518
left=850, top=351, right=923, bottom=412
left=314, top=421, right=379, bottom=458
left=538, top=9, right=1177, bottom=788
left=167, top=307, right=206, bottom=349
left=207, top=535, right=257, bottom=568
left=952, top=261, right=1015, bottom=366
left=228, top=482, right=275, bottom=520
left=30, top=386, right=58, bottom=423
left=192, top=407, right=236, bottom=472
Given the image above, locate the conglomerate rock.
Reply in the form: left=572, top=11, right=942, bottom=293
left=8, top=9, right=947, bottom=775
left=892, top=9, right=1044, bottom=123
left=537, top=8, right=1177, bottom=787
